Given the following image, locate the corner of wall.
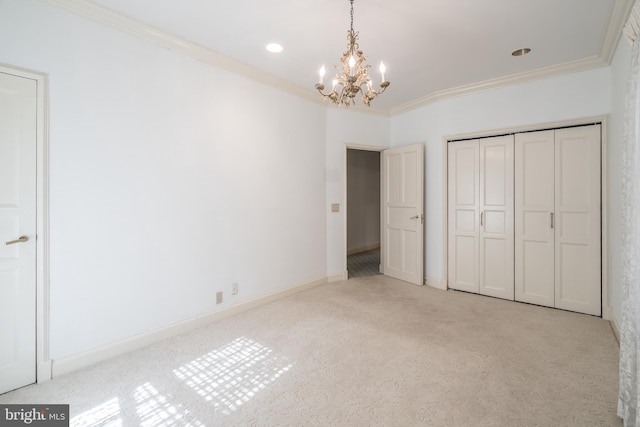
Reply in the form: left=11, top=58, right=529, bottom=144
left=605, top=305, right=621, bottom=344
left=425, top=276, right=447, bottom=290
left=328, top=271, right=348, bottom=282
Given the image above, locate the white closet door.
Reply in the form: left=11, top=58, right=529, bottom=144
left=479, top=135, right=514, bottom=300
left=448, top=141, right=479, bottom=293
left=554, top=125, right=601, bottom=316
left=515, top=131, right=555, bottom=307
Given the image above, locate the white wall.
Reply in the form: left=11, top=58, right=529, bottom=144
left=346, top=149, right=381, bottom=254
left=0, top=0, right=626, bottom=366
left=325, top=109, right=390, bottom=277
left=391, top=67, right=612, bottom=284
left=610, top=38, right=632, bottom=322
left=0, top=0, right=328, bottom=360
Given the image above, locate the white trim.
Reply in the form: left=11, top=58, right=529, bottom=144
left=601, top=118, right=611, bottom=320
left=606, top=305, right=621, bottom=344
left=442, top=115, right=610, bottom=316
left=0, top=63, right=51, bottom=384
left=425, top=276, right=447, bottom=290
left=391, top=0, right=635, bottom=117
left=345, top=143, right=386, bottom=152
left=39, top=0, right=321, bottom=106
left=391, top=56, right=607, bottom=116
left=441, top=137, right=449, bottom=290
left=611, top=0, right=638, bottom=54
left=328, top=272, right=349, bottom=282
left=39, top=0, right=635, bottom=118
left=52, top=276, right=328, bottom=377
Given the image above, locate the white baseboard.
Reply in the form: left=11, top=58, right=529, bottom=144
left=327, top=271, right=348, bottom=282
left=605, top=306, right=620, bottom=344
left=425, top=276, right=447, bottom=290
left=346, top=244, right=380, bottom=256
left=52, top=276, right=328, bottom=378
left=37, top=360, right=52, bottom=383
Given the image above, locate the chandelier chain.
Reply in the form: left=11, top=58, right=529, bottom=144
left=350, top=0, right=354, bottom=31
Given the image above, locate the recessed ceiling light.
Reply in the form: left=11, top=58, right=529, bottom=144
left=512, top=48, right=532, bottom=57
left=266, top=43, right=283, bottom=53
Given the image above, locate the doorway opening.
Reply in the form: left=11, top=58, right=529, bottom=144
left=346, top=148, right=381, bottom=278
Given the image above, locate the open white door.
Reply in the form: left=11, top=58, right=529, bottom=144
left=0, top=72, right=37, bottom=394
left=382, top=143, right=424, bottom=285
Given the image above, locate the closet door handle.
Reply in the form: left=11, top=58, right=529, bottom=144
left=550, top=212, right=554, bottom=229
left=480, top=211, right=484, bottom=227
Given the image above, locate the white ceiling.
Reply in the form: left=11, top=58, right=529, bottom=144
left=84, top=0, right=632, bottom=112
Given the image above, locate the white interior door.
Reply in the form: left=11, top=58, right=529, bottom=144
left=479, top=136, right=514, bottom=300
left=0, top=72, right=37, bottom=394
left=554, top=125, right=601, bottom=316
left=447, top=140, right=479, bottom=293
left=382, top=143, right=424, bottom=285
left=515, top=130, right=555, bottom=308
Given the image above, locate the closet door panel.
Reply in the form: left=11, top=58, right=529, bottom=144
left=554, top=125, right=601, bottom=316
left=479, top=136, right=514, bottom=300
left=515, top=131, right=555, bottom=307
left=448, top=141, right=479, bottom=293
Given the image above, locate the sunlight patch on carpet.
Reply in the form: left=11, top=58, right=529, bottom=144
left=173, top=336, right=293, bottom=414
left=71, top=397, right=122, bottom=427
left=134, top=382, right=204, bottom=426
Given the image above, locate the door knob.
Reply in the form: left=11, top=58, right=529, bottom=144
left=410, top=215, right=419, bottom=219
left=5, top=235, right=29, bottom=245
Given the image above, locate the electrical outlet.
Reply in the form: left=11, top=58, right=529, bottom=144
left=216, top=291, right=223, bottom=304
left=232, top=283, right=239, bottom=295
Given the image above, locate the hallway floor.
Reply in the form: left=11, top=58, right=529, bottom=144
left=347, top=248, right=380, bottom=278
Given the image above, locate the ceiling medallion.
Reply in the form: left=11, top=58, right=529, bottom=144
left=315, top=0, right=390, bottom=107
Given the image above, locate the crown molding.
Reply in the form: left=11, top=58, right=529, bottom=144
left=39, top=0, right=634, bottom=119
left=390, top=55, right=608, bottom=116
left=38, top=0, right=323, bottom=106
left=39, top=0, right=393, bottom=115
left=389, top=0, right=636, bottom=116
left=600, top=0, right=636, bottom=64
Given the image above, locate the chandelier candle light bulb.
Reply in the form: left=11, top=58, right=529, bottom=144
left=314, top=0, right=390, bottom=107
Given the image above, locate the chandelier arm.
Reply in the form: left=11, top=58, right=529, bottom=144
left=314, top=83, right=335, bottom=97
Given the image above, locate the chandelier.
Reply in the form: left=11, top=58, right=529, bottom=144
left=315, top=0, right=390, bottom=107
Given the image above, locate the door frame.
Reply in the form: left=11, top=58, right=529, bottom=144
left=1, top=63, right=51, bottom=383
left=343, top=143, right=385, bottom=279
left=442, top=115, right=610, bottom=319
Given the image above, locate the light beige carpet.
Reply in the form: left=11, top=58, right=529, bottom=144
left=0, top=275, right=621, bottom=426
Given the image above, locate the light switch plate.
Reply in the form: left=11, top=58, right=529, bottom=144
left=331, top=203, right=340, bottom=213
